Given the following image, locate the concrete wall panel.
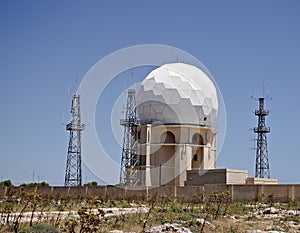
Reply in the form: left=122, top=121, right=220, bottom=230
left=293, top=185, right=300, bottom=201
left=262, top=185, right=289, bottom=202
left=35, top=187, right=53, bottom=195
left=69, top=187, right=87, bottom=196
left=86, top=186, right=107, bottom=198
left=106, top=186, right=125, bottom=200
left=7, top=187, right=24, bottom=196
left=125, top=188, right=147, bottom=201
left=204, top=184, right=228, bottom=199
left=1, top=185, right=300, bottom=202
left=148, top=186, right=174, bottom=201
left=231, top=185, right=259, bottom=201
left=176, top=186, right=203, bottom=202
left=52, top=187, right=70, bottom=196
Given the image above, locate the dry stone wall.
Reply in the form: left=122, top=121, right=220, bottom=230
left=0, top=184, right=299, bottom=202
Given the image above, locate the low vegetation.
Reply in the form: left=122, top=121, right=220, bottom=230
left=0, top=187, right=299, bottom=233
left=0, top=180, right=13, bottom=187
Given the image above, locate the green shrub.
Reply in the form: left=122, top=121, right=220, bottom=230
left=0, top=179, right=12, bottom=187
left=84, top=181, right=98, bottom=187
left=19, top=224, right=61, bottom=233
left=20, top=182, right=50, bottom=187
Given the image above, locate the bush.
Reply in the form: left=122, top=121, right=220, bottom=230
left=0, top=179, right=12, bottom=187
left=20, top=182, right=50, bottom=187
left=19, top=224, right=61, bottom=233
left=84, top=181, right=98, bottom=187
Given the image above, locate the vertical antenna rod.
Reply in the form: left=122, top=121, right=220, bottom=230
left=65, top=95, right=85, bottom=186
left=119, top=89, right=139, bottom=186
left=253, top=97, right=270, bottom=178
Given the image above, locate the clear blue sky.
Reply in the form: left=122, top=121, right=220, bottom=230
left=1, top=1, right=300, bottom=185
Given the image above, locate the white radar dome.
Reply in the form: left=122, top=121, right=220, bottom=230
left=136, top=63, right=218, bottom=125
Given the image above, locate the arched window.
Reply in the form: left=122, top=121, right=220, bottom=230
left=192, top=133, right=204, bottom=145
left=161, top=131, right=175, bottom=143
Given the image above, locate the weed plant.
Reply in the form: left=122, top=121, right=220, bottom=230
left=0, top=189, right=299, bottom=233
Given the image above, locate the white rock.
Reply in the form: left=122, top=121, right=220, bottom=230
left=195, top=218, right=215, bottom=230
left=285, top=210, right=300, bottom=216
left=109, top=231, right=136, bottom=233
left=263, top=207, right=279, bottom=214
left=145, top=223, right=192, bottom=233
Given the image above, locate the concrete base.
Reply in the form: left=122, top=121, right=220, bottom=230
left=185, top=168, right=248, bottom=186
left=246, top=177, right=278, bottom=185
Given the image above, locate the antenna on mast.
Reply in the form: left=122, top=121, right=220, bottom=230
left=252, top=93, right=271, bottom=179
left=119, top=89, right=139, bottom=186
left=64, top=95, right=85, bottom=186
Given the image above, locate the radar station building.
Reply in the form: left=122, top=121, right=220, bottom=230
left=131, top=63, right=247, bottom=187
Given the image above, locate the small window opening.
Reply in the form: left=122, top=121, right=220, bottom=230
left=137, top=131, right=141, bottom=140
left=193, top=154, right=198, bottom=161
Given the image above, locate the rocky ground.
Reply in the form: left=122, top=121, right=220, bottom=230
left=1, top=202, right=299, bottom=232
left=108, top=204, right=300, bottom=233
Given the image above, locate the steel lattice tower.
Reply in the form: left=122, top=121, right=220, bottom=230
left=254, top=97, right=270, bottom=178
left=119, top=89, right=139, bottom=186
left=65, top=95, right=85, bottom=186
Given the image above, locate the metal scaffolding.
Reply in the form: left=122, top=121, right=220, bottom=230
left=119, top=89, right=139, bottom=186
left=254, top=97, right=270, bottom=178
left=65, top=95, right=85, bottom=186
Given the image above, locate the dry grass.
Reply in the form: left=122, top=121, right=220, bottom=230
left=0, top=190, right=300, bottom=233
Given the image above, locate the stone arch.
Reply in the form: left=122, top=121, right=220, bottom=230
left=192, top=133, right=204, bottom=145
left=161, top=131, right=175, bottom=143
left=191, top=133, right=204, bottom=170
left=150, top=130, right=176, bottom=186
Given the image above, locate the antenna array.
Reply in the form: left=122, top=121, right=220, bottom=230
left=253, top=97, right=271, bottom=178
left=65, top=95, right=85, bottom=186
left=119, top=89, right=139, bottom=186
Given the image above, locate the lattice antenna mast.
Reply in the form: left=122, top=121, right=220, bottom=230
left=119, top=89, right=139, bottom=186
left=253, top=97, right=270, bottom=178
left=65, top=95, right=85, bottom=186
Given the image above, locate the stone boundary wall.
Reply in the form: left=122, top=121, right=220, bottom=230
left=0, top=184, right=299, bottom=202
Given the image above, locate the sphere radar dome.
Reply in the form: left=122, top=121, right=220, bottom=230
left=136, top=63, right=218, bottom=125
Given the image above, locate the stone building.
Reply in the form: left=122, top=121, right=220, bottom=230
left=134, top=63, right=227, bottom=187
